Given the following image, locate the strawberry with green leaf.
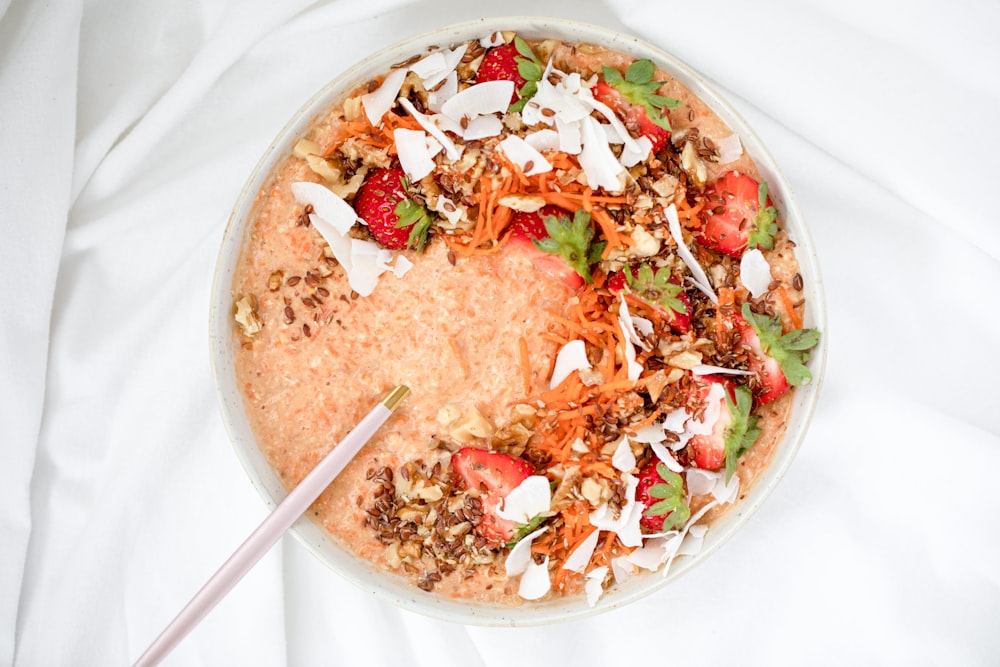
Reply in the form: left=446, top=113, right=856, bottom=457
left=606, top=262, right=691, bottom=332
left=636, top=461, right=690, bottom=532
left=593, top=59, right=682, bottom=153
left=354, top=168, right=434, bottom=251
left=507, top=205, right=606, bottom=288
left=696, top=171, right=778, bottom=258
left=451, top=448, right=535, bottom=544
left=738, top=302, right=821, bottom=404
left=686, top=376, right=761, bottom=482
left=475, top=36, right=544, bottom=111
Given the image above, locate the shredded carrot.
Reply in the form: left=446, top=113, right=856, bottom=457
left=518, top=336, right=532, bottom=395
left=776, top=285, right=804, bottom=331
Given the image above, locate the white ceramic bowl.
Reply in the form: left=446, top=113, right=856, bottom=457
left=209, top=16, right=827, bottom=626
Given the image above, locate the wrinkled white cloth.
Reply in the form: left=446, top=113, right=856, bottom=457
left=2, top=0, right=998, bottom=665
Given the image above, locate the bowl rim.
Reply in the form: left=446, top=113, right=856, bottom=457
left=209, top=15, right=828, bottom=626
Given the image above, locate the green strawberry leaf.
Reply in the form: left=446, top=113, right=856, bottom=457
left=601, top=60, right=681, bottom=132
left=394, top=199, right=434, bottom=252
left=747, top=181, right=778, bottom=251
left=642, top=462, right=690, bottom=532
left=534, top=209, right=602, bottom=283
left=509, top=36, right=543, bottom=112
left=723, top=385, right=761, bottom=482
left=741, top=303, right=821, bottom=388
left=623, top=263, right=687, bottom=315
left=505, top=513, right=547, bottom=549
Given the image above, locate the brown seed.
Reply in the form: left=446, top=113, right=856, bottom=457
left=283, top=306, right=295, bottom=323
left=302, top=297, right=316, bottom=308
left=541, top=107, right=556, bottom=117
left=287, top=276, right=301, bottom=287
left=792, top=273, right=803, bottom=290
left=524, top=160, right=534, bottom=173
left=302, top=323, right=311, bottom=338
left=447, top=250, right=457, bottom=266
left=316, top=286, right=330, bottom=298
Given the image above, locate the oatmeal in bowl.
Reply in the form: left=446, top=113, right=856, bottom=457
left=210, top=17, right=826, bottom=624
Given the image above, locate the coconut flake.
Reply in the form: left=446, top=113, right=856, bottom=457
left=562, top=528, right=600, bottom=573
left=589, top=473, right=643, bottom=547
left=291, top=182, right=358, bottom=235
left=585, top=566, right=609, bottom=607
left=504, top=526, right=548, bottom=576
left=611, top=436, right=636, bottom=472
left=687, top=469, right=740, bottom=504
left=578, top=116, right=626, bottom=192
left=361, top=68, right=407, bottom=126
left=611, top=556, right=636, bottom=584
left=426, top=71, right=458, bottom=112
left=397, top=97, right=461, bottom=161
left=308, top=212, right=353, bottom=271
left=393, top=128, right=436, bottom=181
left=627, top=535, right=676, bottom=571
left=518, top=556, right=551, bottom=600
left=498, top=135, right=552, bottom=175
left=615, top=300, right=644, bottom=381
left=661, top=500, right=718, bottom=577
left=480, top=31, right=504, bottom=48
left=409, top=51, right=447, bottom=80
left=432, top=196, right=463, bottom=225
left=620, top=135, right=653, bottom=168
left=497, top=475, right=551, bottom=523
left=440, top=80, right=514, bottom=123
left=462, top=114, right=503, bottom=140
left=525, top=129, right=561, bottom=153
left=649, top=442, right=685, bottom=473
left=691, top=364, right=754, bottom=377
left=740, top=248, right=773, bottom=298
left=411, top=45, right=468, bottom=90
left=555, top=117, right=582, bottom=154
left=390, top=255, right=414, bottom=278
left=716, top=133, right=743, bottom=164
left=678, top=524, right=708, bottom=556
left=617, top=297, right=651, bottom=351
left=549, top=339, right=590, bottom=389
left=666, top=203, right=717, bottom=303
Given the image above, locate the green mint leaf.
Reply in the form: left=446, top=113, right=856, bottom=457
left=780, top=328, right=821, bottom=351
left=513, top=36, right=540, bottom=65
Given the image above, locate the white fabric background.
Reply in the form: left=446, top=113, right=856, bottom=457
left=2, top=0, right=998, bottom=664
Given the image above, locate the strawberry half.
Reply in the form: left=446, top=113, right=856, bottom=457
left=451, top=448, right=535, bottom=544
left=592, top=59, right=680, bottom=154
left=607, top=263, right=691, bottom=333
left=685, top=374, right=760, bottom=481
left=635, top=461, right=690, bottom=533
left=475, top=37, right=543, bottom=110
left=696, top=171, right=778, bottom=259
left=353, top=167, right=433, bottom=250
left=736, top=303, right=821, bottom=405
left=506, top=205, right=605, bottom=289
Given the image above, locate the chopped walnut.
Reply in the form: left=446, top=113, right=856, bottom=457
left=234, top=295, right=263, bottom=336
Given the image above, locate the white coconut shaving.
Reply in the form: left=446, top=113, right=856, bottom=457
left=549, top=339, right=590, bottom=389
left=615, top=300, right=644, bottom=381
left=578, top=115, right=626, bottom=193
left=611, top=436, right=636, bottom=472
left=665, top=203, right=717, bottom=303
left=555, top=117, right=582, bottom=154
left=562, top=528, right=600, bottom=573
left=617, top=296, right=651, bottom=352
left=498, top=135, right=552, bottom=175
left=589, top=473, right=643, bottom=547
left=626, top=535, right=677, bottom=571
left=525, top=129, right=561, bottom=153
left=361, top=67, right=407, bottom=126
left=414, top=44, right=467, bottom=90
left=462, top=115, right=504, bottom=140
left=397, top=97, right=461, bottom=161
left=677, top=524, right=709, bottom=556
left=426, top=71, right=458, bottom=112
left=649, top=441, right=685, bottom=472
left=585, top=566, right=609, bottom=607
left=389, top=255, right=414, bottom=278
left=504, top=526, right=548, bottom=576
left=393, top=128, right=436, bottom=181
left=432, top=195, right=463, bottom=226
left=518, top=556, right=551, bottom=600
left=686, top=468, right=740, bottom=504
left=740, top=248, right=773, bottom=298
left=716, top=133, right=743, bottom=164
left=691, top=364, right=754, bottom=377
left=480, top=31, right=504, bottom=48
left=660, top=500, right=719, bottom=577
left=497, top=475, right=551, bottom=524
left=611, top=556, right=636, bottom=584
left=440, top=80, right=514, bottom=124
left=291, top=181, right=359, bottom=235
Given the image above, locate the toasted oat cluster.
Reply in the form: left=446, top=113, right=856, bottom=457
left=233, top=31, right=819, bottom=605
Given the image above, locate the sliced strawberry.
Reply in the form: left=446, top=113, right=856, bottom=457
left=606, top=264, right=691, bottom=333
left=592, top=59, right=679, bottom=154
left=635, top=461, right=690, bottom=533
left=353, top=167, right=433, bottom=250
left=475, top=38, right=543, bottom=109
left=451, top=448, right=534, bottom=543
left=735, top=303, right=821, bottom=405
left=506, top=205, right=604, bottom=289
left=686, top=375, right=734, bottom=471
left=696, top=171, right=777, bottom=258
